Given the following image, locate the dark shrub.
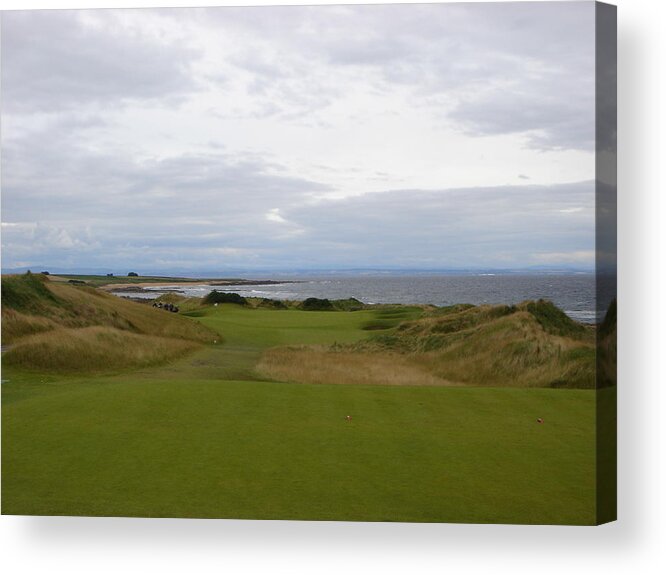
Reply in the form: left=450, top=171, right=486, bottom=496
left=333, top=297, right=364, bottom=311
left=301, top=297, right=334, bottom=311
left=203, top=291, right=248, bottom=305
left=127, top=272, right=139, bottom=277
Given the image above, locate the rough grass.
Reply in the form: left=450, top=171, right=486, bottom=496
left=597, top=299, right=617, bottom=387
left=258, top=301, right=596, bottom=389
left=523, top=299, right=587, bottom=338
left=258, top=346, right=455, bottom=386
left=1, top=307, right=60, bottom=341
left=3, top=326, right=199, bottom=373
left=1, top=272, right=60, bottom=313
left=1, top=274, right=217, bottom=373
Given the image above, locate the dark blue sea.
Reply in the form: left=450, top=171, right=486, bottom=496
left=116, top=273, right=603, bottom=324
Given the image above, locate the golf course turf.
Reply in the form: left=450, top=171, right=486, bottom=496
left=2, top=302, right=601, bottom=524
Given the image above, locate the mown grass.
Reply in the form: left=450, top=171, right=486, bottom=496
left=1, top=375, right=598, bottom=524
left=361, top=306, right=424, bottom=331
left=190, top=304, right=374, bottom=348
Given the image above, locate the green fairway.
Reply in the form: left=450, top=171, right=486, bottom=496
left=2, top=377, right=597, bottom=524
left=188, top=304, right=378, bottom=347
left=2, top=303, right=601, bottom=524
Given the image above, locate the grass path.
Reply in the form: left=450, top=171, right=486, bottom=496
left=123, top=305, right=377, bottom=382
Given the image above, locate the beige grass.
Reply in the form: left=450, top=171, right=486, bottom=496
left=257, top=346, right=458, bottom=387
left=1, top=308, right=60, bottom=341
left=3, top=326, right=200, bottom=373
left=257, top=307, right=596, bottom=389
left=0, top=281, right=216, bottom=345
left=1, top=275, right=217, bottom=373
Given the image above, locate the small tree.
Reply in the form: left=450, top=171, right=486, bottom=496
left=128, top=272, right=139, bottom=277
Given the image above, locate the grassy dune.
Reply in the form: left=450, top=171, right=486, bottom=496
left=3, top=326, right=200, bottom=373
left=259, top=300, right=597, bottom=389
left=1, top=273, right=216, bottom=373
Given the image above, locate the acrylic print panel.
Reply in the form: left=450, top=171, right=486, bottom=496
left=0, top=2, right=616, bottom=525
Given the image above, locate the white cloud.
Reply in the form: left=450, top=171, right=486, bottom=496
left=265, top=209, right=288, bottom=224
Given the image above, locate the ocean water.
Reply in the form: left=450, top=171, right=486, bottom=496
left=116, top=273, right=602, bottom=324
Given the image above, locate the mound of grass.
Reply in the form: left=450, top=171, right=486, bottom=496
left=1, top=308, right=60, bottom=341
left=397, top=304, right=513, bottom=335
left=1, top=272, right=60, bottom=313
left=203, top=291, right=248, bottom=305
left=522, top=299, right=586, bottom=338
left=3, top=326, right=199, bottom=373
left=258, top=346, right=452, bottom=386
left=1, top=273, right=217, bottom=372
left=260, top=301, right=596, bottom=389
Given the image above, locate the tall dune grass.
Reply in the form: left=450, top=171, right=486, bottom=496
left=258, top=301, right=597, bottom=389
left=1, top=308, right=60, bottom=341
left=258, top=346, right=455, bottom=386
left=1, top=273, right=217, bottom=373
left=3, top=326, right=199, bottom=373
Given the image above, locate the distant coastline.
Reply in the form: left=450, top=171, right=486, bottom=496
left=102, top=279, right=302, bottom=293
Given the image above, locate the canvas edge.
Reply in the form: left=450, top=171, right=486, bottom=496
left=594, top=0, right=617, bottom=526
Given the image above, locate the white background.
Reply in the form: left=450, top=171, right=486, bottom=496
left=1, top=1, right=664, bottom=573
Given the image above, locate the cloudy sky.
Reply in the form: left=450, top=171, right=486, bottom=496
left=1, top=2, right=597, bottom=273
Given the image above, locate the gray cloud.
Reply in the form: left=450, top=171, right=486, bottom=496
left=1, top=118, right=331, bottom=269
left=1, top=4, right=598, bottom=272
left=1, top=11, right=199, bottom=113
left=0, top=117, right=594, bottom=270
left=273, top=182, right=595, bottom=269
